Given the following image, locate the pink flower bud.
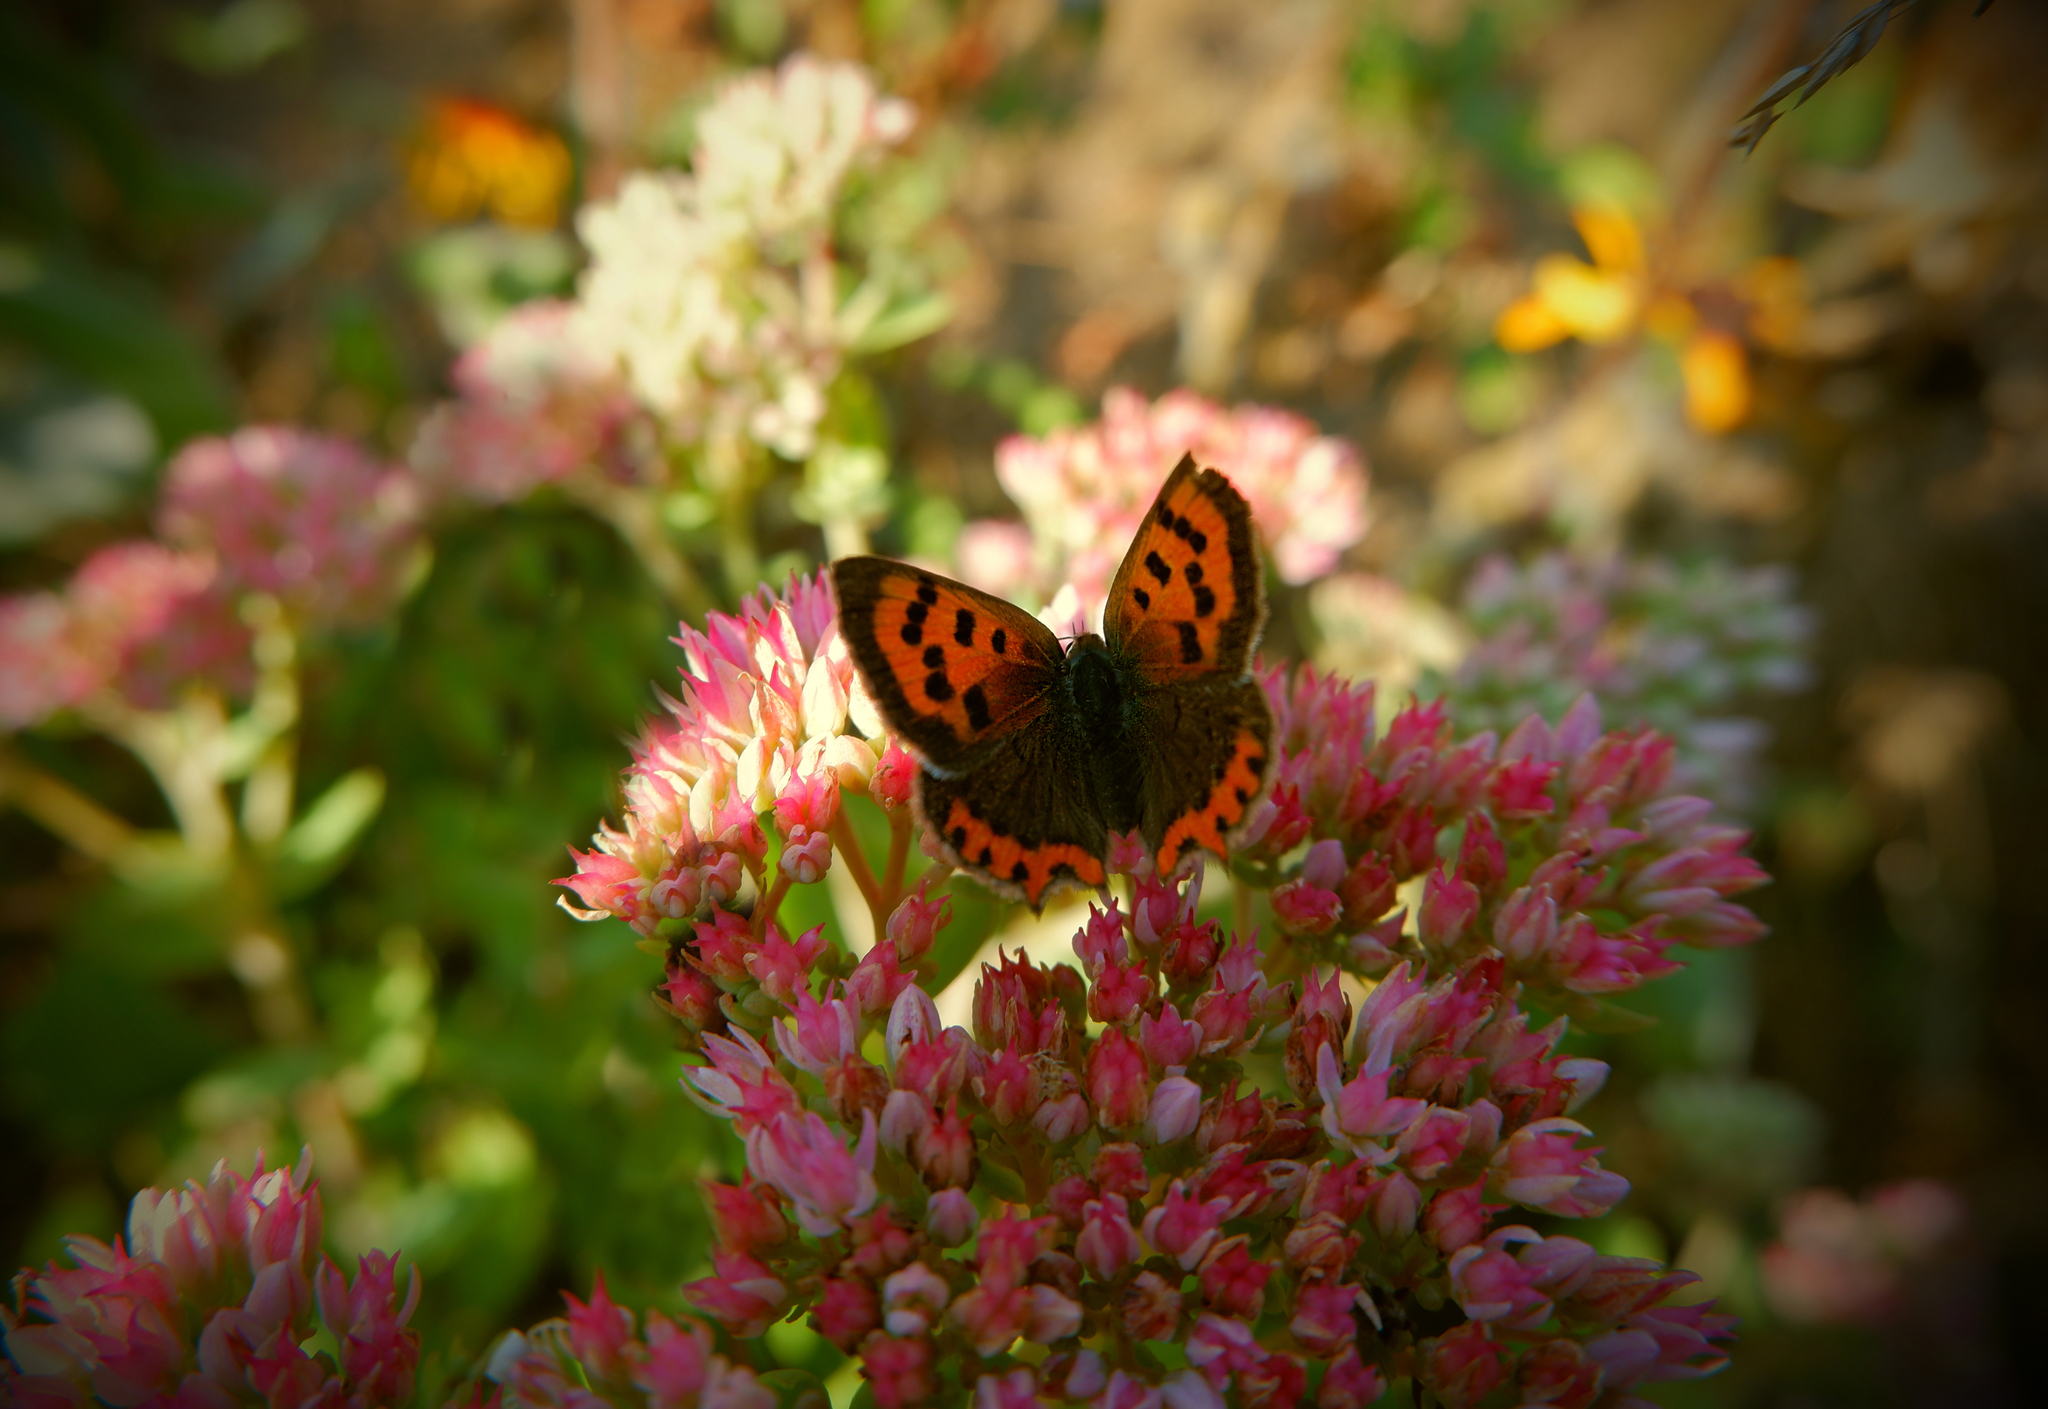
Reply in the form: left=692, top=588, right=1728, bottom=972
left=1420, top=1322, right=1509, bottom=1406
left=925, top=1188, right=978, bottom=1247
left=1271, top=878, right=1342, bottom=935
left=1424, top=1178, right=1501, bottom=1253
left=1395, top=1106, right=1472, bottom=1182
left=1369, top=1170, right=1423, bottom=1240
left=847, top=941, right=914, bottom=1018
left=774, top=770, right=840, bottom=836
left=886, top=881, right=950, bottom=962
left=1418, top=866, right=1481, bottom=950
left=868, top=737, right=917, bottom=811
left=1087, top=1027, right=1151, bottom=1131
left=814, top=1278, right=879, bottom=1351
left=882, top=1262, right=952, bottom=1337
left=1289, top=1282, right=1364, bottom=1357
left=977, top=1045, right=1038, bottom=1126
left=1515, top=1339, right=1600, bottom=1407
left=911, top=1102, right=977, bottom=1190
left=862, top=1332, right=935, bottom=1409
left=1118, top=1270, right=1184, bottom=1342
left=975, top=1366, right=1042, bottom=1409
left=879, top=1089, right=934, bottom=1155
left=1147, top=1074, right=1204, bottom=1145
left=1142, top=1182, right=1231, bottom=1271
left=1025, top=1284, right=1084, bottom=1343
left=1139, top=1004, right=1203, bottom=1068
left=701, top=1179, right=789, bottom=1254
left=1033, top=1092, right=1090, bottom=1145
left=1076, top=1194, right=1143, bottom=1280
left=1090, top=961, right=1154, bottom=1023
left=778, top=825, right=833, bottom=882
left=1197, top=1236, right=1271, bottom=1319
left=1316, top=1348, right=1384, bottom=1409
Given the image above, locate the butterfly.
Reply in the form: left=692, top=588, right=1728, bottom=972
left=832, top=454, right=1274, bottom=910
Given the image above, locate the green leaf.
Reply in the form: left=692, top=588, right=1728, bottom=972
left=0, top=246, right=235, bottom=445
left=846, top=289, right=953, bottom=355
left=975, top=1156, right=1028, bottom=1204
left=272, top=768, right=386, bottom=897
left=758, top=1367, right=829, bottom=1409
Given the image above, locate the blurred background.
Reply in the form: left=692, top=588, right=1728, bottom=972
left=2, top=0, right=2042, bottom=1403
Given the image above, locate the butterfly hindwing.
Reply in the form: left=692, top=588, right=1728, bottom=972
left=917, top=724, right=1110, bottom=909
left=832, top=557, right=1063, bottom=772
left=1103, top=454, right=1266, bottom=682
left=1131, top=676, right=1274, bottom=877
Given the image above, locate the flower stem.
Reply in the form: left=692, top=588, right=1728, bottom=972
left=0, top=744, right=135, bottom=865
left=755, top=869, right=795, bottom=936
left=828, top=809, right=886, bottom=936
left=881, top=807, right=912, bottom=909
left=565, top=478, right=713, bottom=618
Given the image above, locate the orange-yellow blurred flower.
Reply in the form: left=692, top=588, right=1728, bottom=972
left=1680, top=330, right=1752, bottom=434
left=1495, top=205, right=1646, bottom=352
left=407, top=96, right=572, bottom=229
left=1494, top=204, right=1800, bottom=436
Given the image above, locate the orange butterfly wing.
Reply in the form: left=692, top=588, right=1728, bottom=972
left=1105, top=457, right=1275, bottom=876
left=833, top=558, right=1062, bottom=770
left=1103, top=454, right=1267, bottom=682
left=833, top=557, right=1111, bottom=908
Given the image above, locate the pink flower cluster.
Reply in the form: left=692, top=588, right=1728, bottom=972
left=411, top=300, right=649, bottom=505
left=0, top=1153, right=419, bottom=1409
left=558, top=569, right=902, bottom=940
left=543, top=569, right=1765, bottom=1404
left=657, top=844, right=1743, bottom=1407
left=1439, top=551, right=1813, bottom=805
left=2, top=427, right=425, bottom=731
left=0, top=541, right=249, bottom=727
left=1246, top=670, right=1768, bottom=1013
left=961, top=388, right=1369, bottom=612
left=1761, top=1179, right=1968, bottom=1327
left=467, top=1275, right=775, bottom=1409
left=157, top=427, right=423, bottom=631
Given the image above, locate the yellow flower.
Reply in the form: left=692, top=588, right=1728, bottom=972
left=1495, top=205, right=1647, bottom=351
left=1680, top=329, right=1752, bottom=434
left=407, top=97, right=573, bottom=229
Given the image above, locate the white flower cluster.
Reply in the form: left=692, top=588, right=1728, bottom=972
left=574, top=56, right=917, bottom=462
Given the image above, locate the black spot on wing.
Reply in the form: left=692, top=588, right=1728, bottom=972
left=955, top=609, right=976, bottom=646
left=923, top=645, right=945, bottom=668
left=1010, top=860, right=1029, bottom=882
left=1175, top=621, right=1202, bottom=664
left=976, top=846, right=993, bottom=866
left=1184, top=561, right=1204, bottom=585
left=925, top=670, right=954, bottom=702
left=1193, top=585, right=1217, bottom=618
left=901, top=622, right=923, bottom=645
left=991, top=628, right=1007, bottom=654
left=916, top=578, right=940, bottom=606
left=950, top=825, right=967, bottom=850
left=906, top=600, right=929, bottom=624
left=963, top=683, right=991, bottom=732
left=1146, top=551, right=1172, bottom=585
left=1133, top=587, right=1151, bottom=612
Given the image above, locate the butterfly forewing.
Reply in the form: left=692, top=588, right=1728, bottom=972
left=1103, top=454, right=1267, bottom=682
left=832, top=557, right=1063, bottom=772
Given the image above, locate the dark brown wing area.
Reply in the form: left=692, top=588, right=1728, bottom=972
left=917, top=719, right=1110, bottom=910
left=1130, top=675, right=1275, bottom=877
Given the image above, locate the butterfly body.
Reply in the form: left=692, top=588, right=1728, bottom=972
left=833, top=456, right=1274, bottom=909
